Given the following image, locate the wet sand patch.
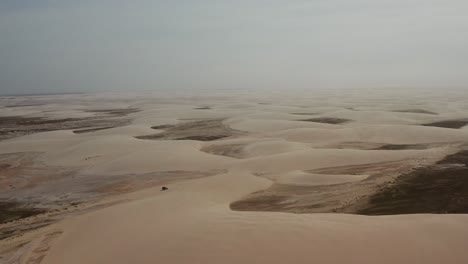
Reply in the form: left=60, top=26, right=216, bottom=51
left=25, top=230, right=63, bottom=264
left=0, top=156, right=222, bottom=211
left=94, top=170, right=225, bottom=194
left=0, top=167, right=220, bottom=240
left=300, top=117, right=351, bottom=124
left=0, top=151, right=225, bottom=240
left=422, top=119, right=468, bottom=129
left=136, top=119, right=243, bottom=141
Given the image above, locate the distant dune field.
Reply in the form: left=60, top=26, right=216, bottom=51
left=1, top=89, right=468, bottom=264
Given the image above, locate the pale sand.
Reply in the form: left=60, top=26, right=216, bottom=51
left=39, top=174, right=468, bottom=264
left=0, top=88, right=468, bottom=263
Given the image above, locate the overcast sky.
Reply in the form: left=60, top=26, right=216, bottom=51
left=1, top=0, right=467, bottom=94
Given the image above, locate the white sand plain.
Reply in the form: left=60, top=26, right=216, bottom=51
left=1, top=88, right=468, bottom=263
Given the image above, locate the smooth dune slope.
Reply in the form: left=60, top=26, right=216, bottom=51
left=0, top=89, right=468, bottom=264
left=42, top=171, right=468, bottom=264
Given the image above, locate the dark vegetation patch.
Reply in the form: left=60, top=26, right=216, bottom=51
left=327, top=142, right=386, bottom=150
left=85, top=108, right=140, bottom=115
left=0, top=220, right=55, bottom=240
left=194, top=106, right=211, bottom=110
left=136, top=119, right=242, bottom=141
left=232, top=161, right=410, bottom=213
left=300, top=117, right=351, bottom=124
left=173, top=135, right=229, bottom=141
left=0, top=116, right=80, bottom=126
left=230, top=156, right=468, bottom=215
left=18, top=117, right=85, bottom=125
left=73, top=126, right=115, bottom=134
left=355, top=150, right=468, bottom=215
left=330, top=142, right=457, bottom=150
left=393, top=109, right=438, bottom=115
left=201, top=143, right=245, bottom=159
left=151, top=124, right=175, bottom=130
left=0, top=110, right=135, bottom=140
left=230, top=183, right=345, bottom=213
left=139, top=134, right=229, bottom=141
left=422, top=119, right=468, bottom=129
left=0, top=201, right=45, bottom=224
left=231, top=195, right=291, bottom=211
left=372, top=144, right=433, bottom=150
left=4, top=103, right=46, bottom=108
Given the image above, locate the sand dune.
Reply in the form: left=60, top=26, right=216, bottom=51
left=273, top=125, right=468, bottom=145
left=277, top=170, right=368, bottom=186
left=40, top=172, right=468, bottom=264
left=227, top=118, right=329, bottom=133
left=201, top=139, right=311, bottom=159
left=1, top=90, right=468, bottom=264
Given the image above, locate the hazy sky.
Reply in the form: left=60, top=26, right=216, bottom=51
left=1, top=0, right=467, bottom=94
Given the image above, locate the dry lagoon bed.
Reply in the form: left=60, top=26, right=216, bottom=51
left=1, top=89, right=468, bottom=264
